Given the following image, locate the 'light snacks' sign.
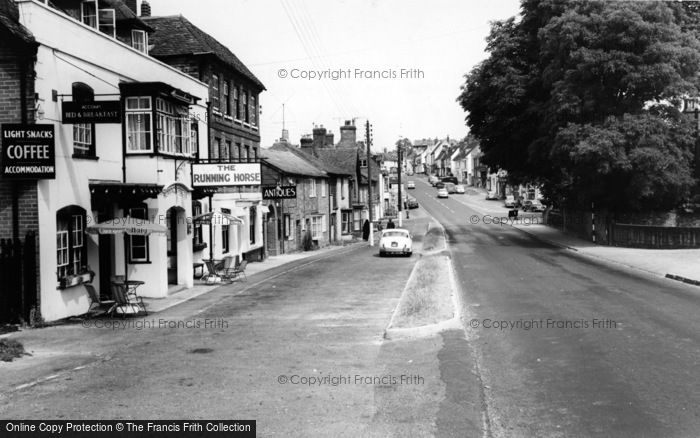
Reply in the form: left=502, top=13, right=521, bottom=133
left=1, top=124, right=56, bottom=179
left=192, top=163, right=261, bottom=187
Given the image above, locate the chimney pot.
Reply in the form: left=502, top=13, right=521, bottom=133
left=140, top=0, right=151, bottom=17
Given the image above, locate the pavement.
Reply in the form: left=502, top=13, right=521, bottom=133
left=447, top=187, right=700, bottom=287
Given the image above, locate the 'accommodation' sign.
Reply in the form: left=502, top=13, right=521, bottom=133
left=62, top=101, right=121, bottom=124
left=1, top=124, right=55, bottom=179
left=192, top=163, right=261, bottom=187
left=262, top=185, right=297, bottom=199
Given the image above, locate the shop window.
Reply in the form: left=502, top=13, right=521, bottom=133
left=221, top=208, right=231, bottom=254
left=128, top=206, right=149, bottom=263
left=131, top=30, right=148, bottom=54
left=249, top=206, right=256, bottom=245
left=125, top=97, right=152, bottom=152
left=156, top=98, right=190, bottom=155
left=56, top=206, right=87, bottom=282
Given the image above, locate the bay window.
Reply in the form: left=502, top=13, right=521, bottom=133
left=156, top=98, right=190, bottom=155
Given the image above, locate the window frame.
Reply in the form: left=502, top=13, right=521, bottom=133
left=80, top=0, right=97, bottom=29
left=155, top=98, right=191, bottom=156
left=211, top=74, right=220, bottom=112
left=249, top=206, right=256, bottom=245
left=309, top=178, right=317, bottom=198
left=311, top=215, right=324, bottom=240
left=131, top=29, right=148, bottom=54
left=223, top=81, right=231, bottom=116
left=127, top=206, right=150, bottom=263
left=56, top=206, right=87, bottom=283
left=125, top=96, right=153, bottom=153
left=98, top=8, right=116, bottom=38
left=73, top=123, right=95, bottom=157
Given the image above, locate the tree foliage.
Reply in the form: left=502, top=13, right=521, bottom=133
left=458, top=0, right=700, bottom=210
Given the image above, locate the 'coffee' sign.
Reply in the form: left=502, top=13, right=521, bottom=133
left=192, top=163, right=261, bottom=187
left=262, top=185, right=297, bottom=199
left=1, top=124, right=55, bottom=179
left=62, top=100, right=121, bottom=124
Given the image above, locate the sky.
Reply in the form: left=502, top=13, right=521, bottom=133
left=146, top=0, right=522, bottom=151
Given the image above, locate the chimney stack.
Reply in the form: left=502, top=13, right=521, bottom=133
left=300, top=135, right=314, bottom=152
left=325, top=131, right=334, bottom=148
left=312, top=125, right=327, bottom=152
left=338, top=120, right=356, bottom=148
left=140, top=0, right=151, bottom=17
left=281, top=129, right=289, bottom=142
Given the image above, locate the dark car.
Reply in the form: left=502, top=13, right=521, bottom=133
left=435, top=182, right=445, bottom=189
left=441, top=176, right=459, bottom=185
left=407, top=198, right=419, bottom=209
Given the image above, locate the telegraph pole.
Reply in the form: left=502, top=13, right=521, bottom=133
left=397, top=141, right=403, bottom=227
left=366, top=120, right=374, bottom=246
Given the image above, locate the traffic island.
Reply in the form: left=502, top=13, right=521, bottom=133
left=384, top=220, right=461, bottom=340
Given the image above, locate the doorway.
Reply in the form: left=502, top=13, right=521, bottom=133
left=167, top=207, right=178, bottom=284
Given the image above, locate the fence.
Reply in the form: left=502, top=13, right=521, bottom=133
left=0, top=232, right=37, bottom=324
left=611, top=224, right=700, bottom=248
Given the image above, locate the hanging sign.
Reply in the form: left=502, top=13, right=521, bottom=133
left=191, top=163, right=261, bottom=187
left=1, top=124, right=55, bottom=179
left=62, top=100, right=121, bottom=124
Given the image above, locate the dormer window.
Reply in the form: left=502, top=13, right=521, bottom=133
left=131, top=30, right=148, bottom=54
left=80, top=1, right=115, bottom=38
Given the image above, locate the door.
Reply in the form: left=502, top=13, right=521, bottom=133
left=98, top=234, right=112, bottom=300
left=167, top=208, right=177, bottom=284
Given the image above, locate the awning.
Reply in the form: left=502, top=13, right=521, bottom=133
left=90, top=180, right=163, bottom=209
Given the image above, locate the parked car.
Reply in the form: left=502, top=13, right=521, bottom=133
left=522, top=200, right=545, bottom=212
left=504, top=195, right=518, bottom=208
left=407, top=181, right=415, bottom=189
left=407, top=197, right=419, bottom=209
left=441, top=176, right=459, bottom=185
left=455, top=184, right=465, bottom=194
left=445, top=182, right=457, bottom=193
left=379, top=229, right=413, bottom=257
left=437, top=188, right=449, bottom=198
left=428, top=175, right=440, bottom=186
left=486, top=191, right=498, bottom=200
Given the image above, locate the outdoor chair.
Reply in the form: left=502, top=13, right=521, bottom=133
left=225, top=260, right=248, bottom=282
left=84, top=283, right=113, bottom=316
left=218, top=256, right=237, bottom=282
left=109, top=280, right=147, bottom=317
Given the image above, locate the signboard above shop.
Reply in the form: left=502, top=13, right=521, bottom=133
left=191, top=162, right=262, bottom=187
left=1, top=124, right=56, bottom=179
left=262, top=185, right=297, bottom=199
left=62, top=100, right=121, bottom=124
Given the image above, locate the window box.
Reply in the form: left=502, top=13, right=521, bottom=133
left=58, top=271, right=93, bottom=290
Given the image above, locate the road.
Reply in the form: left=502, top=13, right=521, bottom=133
left=409, top=176, right=700, bottom=438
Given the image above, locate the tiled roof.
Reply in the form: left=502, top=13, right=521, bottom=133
left=261, top=147, right=327, bottom=177
left=143, top=15, right=265, bottom=90
left=313, top=148, right=357, bottom=177
left=0, top=0, right=35, bottom=45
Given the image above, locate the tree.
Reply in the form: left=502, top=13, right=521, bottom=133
left=458, top=0, right=700, bottom=211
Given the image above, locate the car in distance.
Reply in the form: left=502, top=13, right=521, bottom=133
left=504, top=195, right=518, bottom=208
left=407, top=197, right=419, bottom=209
left=486, top=191, right=498, bottom=200
left=428, top=175, right=440, bottom=186
left=435, top=181, right=446, bottom=189
left=445, top=182, right=457, bottom=193
left=522, top=200, right=545, bottom=212
left=437, top=188, right=449, bottom=198
left=407, top=181, right=415, bottom=189
left=379, top=228, right=413, bottom=257
left=455, top=184, right=465, bottom=194
left=441, top=176, right=459, bottom=185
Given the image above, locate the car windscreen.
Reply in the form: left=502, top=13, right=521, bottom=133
left=382, top=231, right=408, bottom=238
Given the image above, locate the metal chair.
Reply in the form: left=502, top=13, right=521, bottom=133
left=226, top=260, right=248, bottom=282
left=108, top=280, right=147, bottom=317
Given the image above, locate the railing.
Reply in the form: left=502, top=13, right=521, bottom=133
left=0, top=232, right=37, bottom=324
left=612, top=223, right=700, bottom=248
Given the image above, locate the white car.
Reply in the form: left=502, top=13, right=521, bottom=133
left=504, top=195, right=517, bottom=208
left=407, top=181, right=415, bottom=189
left=437, top=188, right=449, bottom=198
left=455, top=184, right=465, bottom=194
left=379, top=229, right=413, bottom=257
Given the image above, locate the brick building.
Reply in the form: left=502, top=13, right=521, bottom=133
left=0, top=0, right=39, bottom=323
left=143, top=11, right=267, bottom=264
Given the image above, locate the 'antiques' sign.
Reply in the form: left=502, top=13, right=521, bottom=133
left=62, top=100, right=121, bottom=124
left=1, top=124, right=56, bottom=179
left=262, top=185, right=297, bottom=199
left=192, top=163, right=262, bottom=187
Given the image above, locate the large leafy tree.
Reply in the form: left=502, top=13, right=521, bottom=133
left=458, top=0, right=700, bottom=210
